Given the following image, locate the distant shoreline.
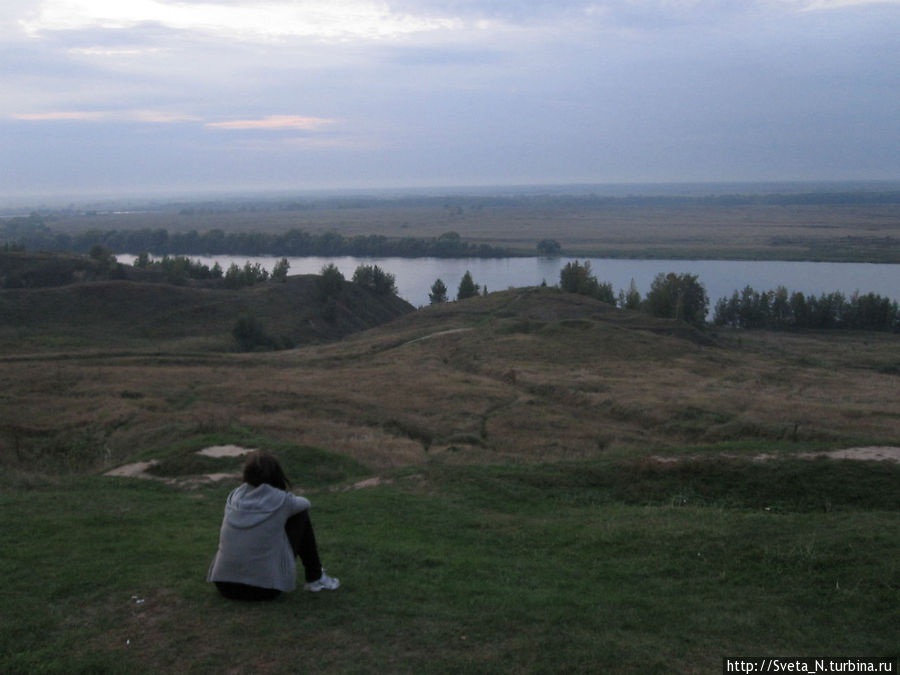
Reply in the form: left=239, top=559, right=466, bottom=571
left=4, top=185, right=900, bottom=264
left=3, top=179, right=900, bottom=212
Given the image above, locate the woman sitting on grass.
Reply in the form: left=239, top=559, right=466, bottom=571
left=207, top=451, right=339, bottom=600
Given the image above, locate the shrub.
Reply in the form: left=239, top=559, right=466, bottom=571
left=231, top=316, right=294, bottom=351
left=232, top=316, right=274, bottom=352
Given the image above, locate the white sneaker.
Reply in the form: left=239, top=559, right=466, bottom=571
left=304, top=570, right=340, bottom=592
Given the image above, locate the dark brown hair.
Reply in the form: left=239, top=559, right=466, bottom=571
left=242, top=451, right=291, bottom=491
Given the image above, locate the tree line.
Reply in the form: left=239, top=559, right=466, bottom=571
left=513, top=260, right=897, bottom=332
left=554, top=261, right=710, bottom=328
left=1, top=216, right=509, bottom=258
left=713, top=286, right=899, bottom=331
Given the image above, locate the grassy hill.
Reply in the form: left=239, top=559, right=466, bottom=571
left=0, top=251, right=414, bottom=352
left=1, top=264, right=898, bottom=673
left=0, top=249, right=118, bottom=287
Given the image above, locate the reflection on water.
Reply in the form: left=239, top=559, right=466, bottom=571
left=142, top=254, right=900, bottom=312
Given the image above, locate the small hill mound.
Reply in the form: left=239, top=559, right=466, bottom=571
left=0, top=255, right=414, bottom=351
left=372, top=285, right=716, bottom=349
left=0, top=250, right=117, bottom=288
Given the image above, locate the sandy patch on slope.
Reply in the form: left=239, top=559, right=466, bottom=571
left=798, top=446, right=900, bottom=463
left=105, top=444, right=388, bottom=489
left=104, top=460, right=159, bottom=477
left=196, top=445, right=256, bottom=458
left=650, top=446, right=900, bottom=464
left=103, top=460, right=239, bottom=484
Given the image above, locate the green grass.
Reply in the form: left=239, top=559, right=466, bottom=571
left=144, top=438, right=370, bottom=488
left=1, top=452, right=897, bottom=674
left=2, top=271, right=899, bottom=672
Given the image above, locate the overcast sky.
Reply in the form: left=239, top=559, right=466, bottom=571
left=1, top=0, right=899, bottom=199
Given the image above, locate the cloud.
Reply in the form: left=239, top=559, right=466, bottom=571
left=12, top=110, right=105, bottom=121
left=20, top=0, right=462, bottom=42
left=3, top=0, right=899, bottom=196
left=378, top=45, right=503, bottom=66
left=67, top=46, right=168, bottom=57
left=11, top=109, right=199, bottom=123
left=205, top=115, right=336, bottom=131
left=131, top=110, right=201, bottom=123
left=16, top=0, right=900, bottom=46
left=793, top=0, right=900, bottom=8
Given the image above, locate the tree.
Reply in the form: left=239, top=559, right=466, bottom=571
left=224, top=261, right=269, bottom=289
left=317, top=263, right=344, bottom=300
left=429, top=278, right=448, bottom=304
left=594, top=281, right=616, bottom=305
left=558, top=260, right=616, bottom=305
left=272, top=257, right=290, bottom=282
left=790, top=291, right=810, bottom=327
left=644, top=272, right=709, bottom=328
left=374, top=266, right=398, bottom=296
left=713, top=291, right=740, bottom=327
left=559, top=260, right=594, bottom=294
left=773, top=286, right=792, bottom=326
left=536, top=238, right=562, bottom=257
left=224, top=263, right=242, bottom=289
left=352, top=264, right=397, bottom=296
left=619, top=278, right=642, bottom=310
left=88, top=244, right=115, bottom=267
left=456, top=270, right=479, bottom=300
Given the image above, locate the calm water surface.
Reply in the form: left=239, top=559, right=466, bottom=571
left=158, top=255, right=900, bottom=311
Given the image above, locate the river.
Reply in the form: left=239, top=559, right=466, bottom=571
left=135, top=254, right=900, bottom=311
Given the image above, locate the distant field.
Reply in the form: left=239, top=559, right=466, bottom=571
left=43, top=200, right=900, bottom=262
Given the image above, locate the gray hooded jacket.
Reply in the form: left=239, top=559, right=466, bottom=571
left=207, top=483, right=311, bottom=591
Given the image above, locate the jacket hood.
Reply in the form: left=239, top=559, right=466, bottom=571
left=224, top=483, right=288, bottom=528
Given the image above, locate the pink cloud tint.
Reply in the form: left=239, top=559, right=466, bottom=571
left=206, top=115, right=335, bottom=131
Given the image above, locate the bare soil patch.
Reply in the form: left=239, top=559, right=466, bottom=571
left=104, top=460, right=159, bottom=478
left=196, top=445, right=256, bottom=458
left=346, top=476, right=393, bottom=490
left=799, top=446, right=900, bottom=463
left=651, top=446, right=900, bottom=464
left=103, top=460, right=240, bottom=485
left=105, top=445, right=389, bottom=490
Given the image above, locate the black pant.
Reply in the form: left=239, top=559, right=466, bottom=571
left=215, top=510, right=323, bottom=601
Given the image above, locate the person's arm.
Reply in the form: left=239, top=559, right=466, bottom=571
left=287, top=493, right=311, bottom=515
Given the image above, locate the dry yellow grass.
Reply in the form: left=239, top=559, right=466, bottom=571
left=2, top=287, right=898, bottom=477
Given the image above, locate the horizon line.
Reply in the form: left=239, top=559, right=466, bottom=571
left=3, top=178, right=900, bottom=210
